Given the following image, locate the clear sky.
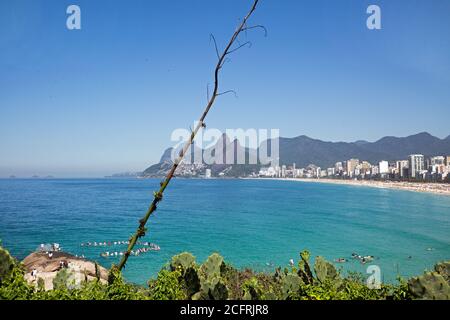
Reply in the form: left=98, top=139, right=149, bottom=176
left=1, top=0, right=449, bottom=177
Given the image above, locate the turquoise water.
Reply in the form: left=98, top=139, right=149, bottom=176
left=0, top=178, right=449, bottom=285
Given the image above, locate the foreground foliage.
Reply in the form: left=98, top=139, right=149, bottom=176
left=1, top=245, right=449, bottom=300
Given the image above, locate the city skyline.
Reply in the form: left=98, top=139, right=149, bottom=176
left=2, top=130, right=450, bottom=178
left=1, top=0, right=450, bottom=177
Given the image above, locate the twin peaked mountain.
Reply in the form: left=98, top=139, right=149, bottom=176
left=143, top=132, right=450, bottom=177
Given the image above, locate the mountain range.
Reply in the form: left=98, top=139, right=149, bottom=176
left=143, top=132, right=450, bottom=176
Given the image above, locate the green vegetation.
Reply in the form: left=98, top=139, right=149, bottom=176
left=1, top=245, right=449, bottom=300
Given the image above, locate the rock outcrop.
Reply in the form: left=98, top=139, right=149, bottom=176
left=22, top=252, right=109, bottom=290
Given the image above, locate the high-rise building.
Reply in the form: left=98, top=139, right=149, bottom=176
left=335, top=162, right=343, bottom=174
left=371, top=165, right=379, bottom=175
left=396, top=160, right=409, bottom=178
left=379, top=161, right=389, bottom=174
left=409, top=154, right=424, bottom=178
left=346, top=159, right=359, bottom=177
left=430, top=156, right=445, bottom=166
left=361, top=161, right=371, bottom=169
left=428, top=156, right=445, bottom=174
left=316, top=167, right=321, bottom=178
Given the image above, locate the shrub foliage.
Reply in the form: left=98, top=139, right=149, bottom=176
left=1, top=246, right=449, bottom=300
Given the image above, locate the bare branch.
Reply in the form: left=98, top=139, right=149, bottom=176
left=216, top=90, right=238, bottom=98
left=115, top=0, right=262, bottom=273
left=227, top=41, right=252, bottom=55
left=242, top=25, right=268, bottom=37
left=210, top=34, right=220, bottom=60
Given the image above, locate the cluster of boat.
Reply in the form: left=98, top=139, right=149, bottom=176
left=81, top=240, right=129, bottom=247
left=351, top=253, right=375, bottom=264
left=80, top=240, right=156, bottom=247
left=79, top=240, right=161, bottom=258
left=333, top=253, right=376, bottom=264
left=100, top=244, right=160, bottom=258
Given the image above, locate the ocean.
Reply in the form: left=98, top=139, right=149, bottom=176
left=0, top=178, right=449, bottom=285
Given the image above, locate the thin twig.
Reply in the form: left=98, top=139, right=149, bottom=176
left=217, top=90, right=238, bottom=98
left=116, top=0, right=262, bottom=273
left=210, top=34, right=220, bottom=60
left=227, top=41, right=252, bottom=55
left=242, top=25, right=267, bottom=37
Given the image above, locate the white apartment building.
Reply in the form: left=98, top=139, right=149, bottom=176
left=409, top=154, right=424, bottom=178
left=379, top=161, right=389, bottom=174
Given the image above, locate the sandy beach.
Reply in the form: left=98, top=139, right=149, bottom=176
left=259, top=178, right=450, bottom=196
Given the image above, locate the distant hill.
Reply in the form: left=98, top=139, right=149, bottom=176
left=142, top=132, right=450, bottom=176
left=277, top=132, right=450, bottom=168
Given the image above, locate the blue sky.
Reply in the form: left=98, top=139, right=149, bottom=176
left=1, top=0, right=449, bottom=177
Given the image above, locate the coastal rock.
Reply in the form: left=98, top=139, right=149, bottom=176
left=22, top=252, right=108, bottom=290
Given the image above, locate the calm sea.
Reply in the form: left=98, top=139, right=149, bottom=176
left=0, top=178, right=449, bottom=285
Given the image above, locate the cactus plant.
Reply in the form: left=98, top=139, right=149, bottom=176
left=314, top=256, right=341, bottom=285
left=184, top=266, right=201, bottom=297
left=273, top=267, right=285, bottom=283
left=262, top=291, right=278, bottom=300
left=170, top=252, right=196, bottom=273
left=408, top=271, right=450, bottom=300
left=191, top=253, right=228, bottom=300
left=434, top=261, right=450, bottom=283
left=242, top=277, right=263, bottom=300
left=0, top=246, right=15, bottom=281
left=207, top=276, right=228, bottom=300
left=298, top=250, right=314, bottom=284
left=281, top=273, right=303, bottom=299
left=193, top=275, right=228, bottom=300
left=201, top=253, right=224, bottom=278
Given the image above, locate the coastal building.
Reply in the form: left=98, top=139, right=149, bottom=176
left=281, top=165, right=287, bottom=178
left=430, top=156, right=445, bottom=167
left=371, top=165, right=379, bottom=175
left=205, top=169, right=212, bottom=178
left=334, top=162, right=344, bottom=175
left=327, top=168, right=335, bottom=176
left=360, top=161, right=371, bottom=175
left=347, top=159, right=359, bottom=177
left=409, top=154, right=425, bottom=178
left=379, top=161, right=389, bottom=175
left=274, top=165, right=281, bottom=177
left=427, top=156, right=446, bottom=173
left=396, top=160, right=409, bottom=178
left=428, top=157, right=446, bottom=176
left=259, top=166, right=277, bottom=177
left=293, top=168, right=303, bottom=178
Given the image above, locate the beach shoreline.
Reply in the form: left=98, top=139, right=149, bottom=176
left=252, top=177, right=450, bottom=196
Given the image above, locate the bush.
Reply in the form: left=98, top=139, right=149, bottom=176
left=149, top=269, right=186, bottom=300
left=0, top=244, right=447, bottom=300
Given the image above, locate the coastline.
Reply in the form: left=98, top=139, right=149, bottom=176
left=254, top=177, right=450, bottom=196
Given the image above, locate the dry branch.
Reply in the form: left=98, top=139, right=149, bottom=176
left=116, top=0, right=263, bottom=272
